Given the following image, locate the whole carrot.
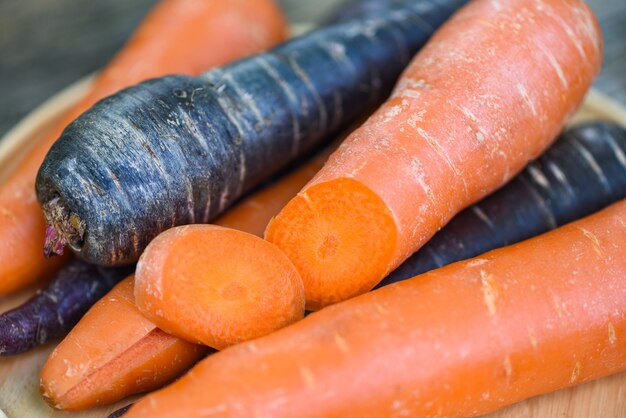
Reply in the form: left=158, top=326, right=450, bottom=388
left=266, top=0, right=603, bottom=309
left=36, top=1, right=465, bottom=266
left=0, top=0, right=288, bottom=294
left=125, top=199, right=626, bottom=418
left=380, top=121, right=626, bottom=285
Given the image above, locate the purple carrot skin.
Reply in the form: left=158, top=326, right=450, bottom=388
left=109, top=404, right=133, bottom=418
left=322, top=0, right=466, bottom=25
left=35, top=0, right=465, bottom=266
left=0, top=260, right=131, bottom=355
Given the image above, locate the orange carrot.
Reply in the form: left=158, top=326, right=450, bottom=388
left=39, top=148, right=325, bottom=409
left=125, top=199, right=626, bottom=418
left=266, top=0, right=603, bottom=310
left=0, top=0, right=287, bottom=294
left=135, top=225, right=305, bottom=349
left=40, top=277, right=208, bottom=410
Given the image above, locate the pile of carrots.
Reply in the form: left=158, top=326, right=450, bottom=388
left=0, top=0, right=625, bottom=417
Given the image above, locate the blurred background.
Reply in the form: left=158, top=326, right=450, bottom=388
left=0, top=0, right=624, bottom=138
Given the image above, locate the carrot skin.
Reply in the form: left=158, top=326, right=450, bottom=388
left=36, top=1, right=466, bottom=266
left=323, top=0, right=467, bottom=25
left=108, top=404, right=133, bottom=418
left=380, top=121, right=626, bottom=285
left=0, top=0, right=288, bottom=294
left=125, top=200, right=626, bottom=418
left=266, top=0, right=603, bottom=309
left=0, top=260, right=131, bottom=355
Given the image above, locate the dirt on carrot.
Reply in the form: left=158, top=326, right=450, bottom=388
left=266, top=0, right=603, bottom=309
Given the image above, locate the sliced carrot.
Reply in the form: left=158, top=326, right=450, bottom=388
left=0, top=0, right=287, bottom=294
left=266, top=0, right=603, bottom=309
left=39, top=276, right=208, bottom=410
left=125, top=199, right=626, bottom=418
left=135, top=225, right=305, bottom=350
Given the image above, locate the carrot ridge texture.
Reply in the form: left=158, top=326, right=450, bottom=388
left=0, top=0, right=287, bottom=294
left=380, top=121, right=626, bottom=285
left=134, top=225, right=305, bottom=349
left=125, top=199, right=626, bottom=418
left=35, top=1, right=464, bottom=266
left=266, top=0, right=603, bottom=309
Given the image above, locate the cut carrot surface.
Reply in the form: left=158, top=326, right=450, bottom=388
left=266, top=0, right=603, bottom=309
left=126, top=199, right=626, bottom=418
left=0, top=0, right=287, bottom=294
left=135, top=225, right=305, bottom=350
left=267, top=178, right=398, bottom=310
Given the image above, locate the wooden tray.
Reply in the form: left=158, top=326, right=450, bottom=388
left=0, top=76, right=625, bottom=417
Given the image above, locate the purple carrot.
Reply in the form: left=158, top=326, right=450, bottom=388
left=108, top=404, right=133, bottom=418
left=0, top=260, right=131, bottom=355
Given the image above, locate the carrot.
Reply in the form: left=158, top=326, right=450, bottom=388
left=380, top=120, right=626, bottom=285
left=39, top=276, right=210, bottom=411
left=38, top=147, right=328, bottom=409
left=135, top=225, right=305, bottom=349
left=214, top=147, right=333, bottom=237
left=0, top=0, right=288, bottom=295
left=108, top=404, right=133, bottom=418
left=323, top=0, right=467, bottom=25
left=35, top=1, right=465, bottom=266
left=0, top=260, right=131, bottom=356
left=266, top=0, right=603, bottom=309
left=125, top=199, right=626, bottom=418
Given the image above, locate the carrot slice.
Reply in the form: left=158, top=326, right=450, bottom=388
left=266, top=0, right=603, bottom=309
left=268, top=178, right=397, bottom=310
left=135, top=225, right=305, bottom=349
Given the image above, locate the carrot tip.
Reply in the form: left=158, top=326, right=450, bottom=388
left=42, top=197, right=85, bottom=257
